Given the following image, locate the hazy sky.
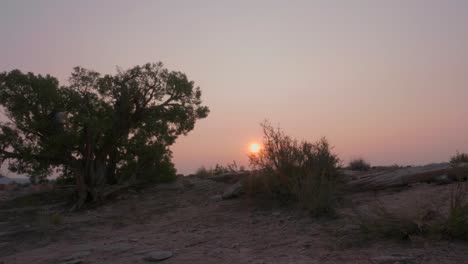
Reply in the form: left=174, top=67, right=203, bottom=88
left=1, top=0, right=468, bottom=174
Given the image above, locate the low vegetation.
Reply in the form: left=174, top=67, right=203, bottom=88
left=444, top=182, right=468, bottom=240
left=355, top=182, right=468, bottom=241
left=348, top=158, right=371, bottom=171
left=248, top=121, right=340, bottom=216
left=195, top=161, right=244, bottom=178
left=450, top=152, right=468, bottom=165
left=447, top=152, right=468, bottom=182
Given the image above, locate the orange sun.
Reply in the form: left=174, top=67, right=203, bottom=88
left=249, top=143, right=261, bottom=154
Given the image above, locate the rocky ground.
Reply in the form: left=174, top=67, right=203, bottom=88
left=1, top=175, right=468, bottom=264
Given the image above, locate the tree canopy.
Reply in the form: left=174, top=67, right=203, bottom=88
left=0, top=62, right=209, bottom=208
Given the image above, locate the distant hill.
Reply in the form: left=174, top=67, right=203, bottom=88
left=0, top=175, right=11, bottom=184
left=0, top=175, right=29, bottom=184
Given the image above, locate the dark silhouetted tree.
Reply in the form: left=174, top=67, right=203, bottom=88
left=0, top=62, right=209, bottom=208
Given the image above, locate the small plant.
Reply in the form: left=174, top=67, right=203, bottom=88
left=450, top=152, right=468, bottom=165
left=348, top=158, right=371, bottom=171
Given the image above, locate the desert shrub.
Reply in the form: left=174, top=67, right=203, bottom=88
left=213, top=161, right=239, bottom=175
left=195, top=166, right=212, bottom=178
left=450, top=152, right=468, bottom=164
left=248, top=121, right=340, bottom=216
left=195, top=161, right=241, bottom=177
left=355, top=183, right=468, bottom=241
left=447, top=167, right=468, bottom=182
left=444, top=183, right=468, bottom=240
left=141, top=158, right=177, bottom=184
left=348, top=158, right=371, bottom=171
left=448, top=152, right=468, bottom=181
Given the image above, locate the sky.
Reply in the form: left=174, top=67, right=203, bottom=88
left=1, top=0, right=468, bottom=175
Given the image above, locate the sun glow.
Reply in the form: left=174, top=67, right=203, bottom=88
left=249, top=143, right=261, bottom=154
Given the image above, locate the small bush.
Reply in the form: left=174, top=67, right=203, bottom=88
left=348, top=158, right=371, bottom=171
left=195, top=166, right=212, bottom=178
left=248, top=121, right=340, bottom=216
left=139, top=157, right=177, bottom=184
left=450, top=152, right=468, bottom=165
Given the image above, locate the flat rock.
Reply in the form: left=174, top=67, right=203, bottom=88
left=209, top=195, right=222, bottom=202
left=62, top=260, right=83, bottom=264
left=143, top=251, right=173, bottom=262
left=433, top=174, right=452, bottom=185
left=347, top=163, right=451, bottom=191
left=134, top=249, right=154, bottom=255
left=222, top=182, right=244, bottom=199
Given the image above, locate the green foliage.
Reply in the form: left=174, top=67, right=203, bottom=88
left=450, top=152, right=468, bottom=164
left=348, top=158, right=371, bottom=171
left=248, top=121, right=340, bottom=216
left=0, top=63, right=209, bottom=206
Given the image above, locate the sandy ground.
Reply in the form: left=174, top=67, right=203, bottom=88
left=1, top=177, right=468, bottom=264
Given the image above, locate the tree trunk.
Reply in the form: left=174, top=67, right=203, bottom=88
left=70, top=159, right=88, bottom=211
left=89, top=159, right=107, bottom=202
left=70, top=158, right=108, bottom=210
left=106, top=150, right=118, bottom=184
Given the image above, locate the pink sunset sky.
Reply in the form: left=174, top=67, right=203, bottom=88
left=1, top=0, right=467, bottom=175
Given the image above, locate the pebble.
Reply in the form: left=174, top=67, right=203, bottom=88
left=143, top=251, right=174, bottom=262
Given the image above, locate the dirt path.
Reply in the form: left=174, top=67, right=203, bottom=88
left=1, top=178, right=468, bottom=264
